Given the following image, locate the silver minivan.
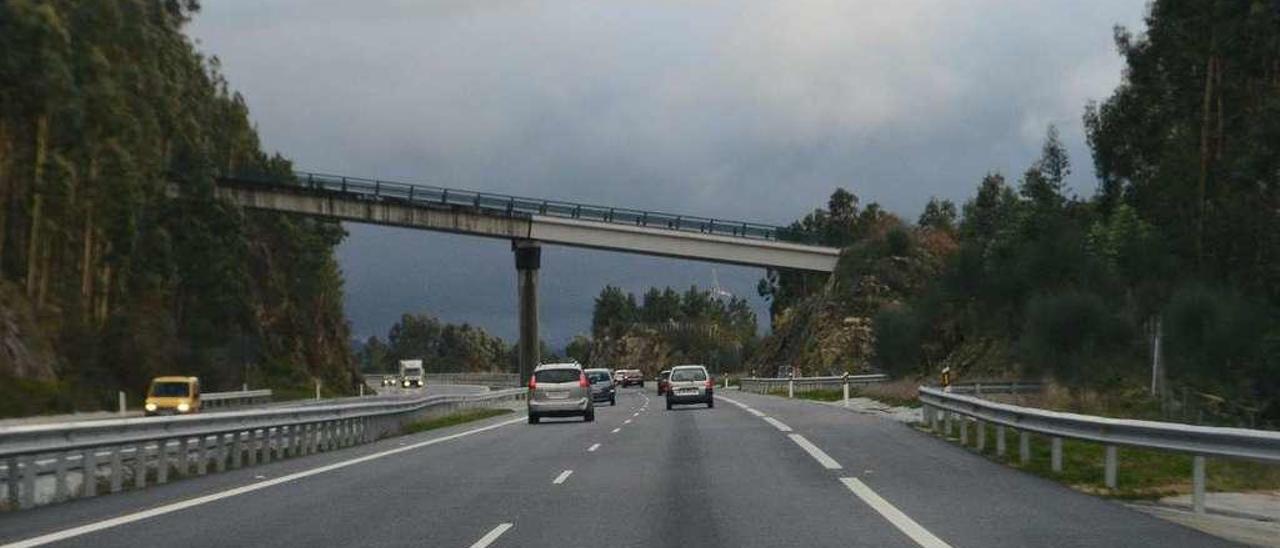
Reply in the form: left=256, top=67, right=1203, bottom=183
left=528, top=363, right=595, bottom=424
left=665, top=365, right=713, bottom=409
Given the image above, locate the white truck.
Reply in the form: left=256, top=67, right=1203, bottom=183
left=399, top=360, right=425, bottom=388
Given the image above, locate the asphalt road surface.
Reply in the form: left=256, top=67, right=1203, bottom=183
left=0, top=387, right=1237, bottom=547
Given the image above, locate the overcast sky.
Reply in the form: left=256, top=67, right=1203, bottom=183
left=187, top=0, right=1147, bottom=348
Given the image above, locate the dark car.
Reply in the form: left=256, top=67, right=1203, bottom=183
left=656, top=369, right=671, bottom=396
left=584, top=368, right=617, bottom=406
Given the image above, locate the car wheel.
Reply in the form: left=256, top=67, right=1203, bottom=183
left=707, top=398, right=714, bottom=409
left=666, top=399, right=673, bottom=410
left=610, top=396, right=616, bottom=406
left=528, top=414, right=539, bottom=424
left=585, top=410, right=595, bottom=422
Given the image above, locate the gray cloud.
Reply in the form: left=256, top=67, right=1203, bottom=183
left=188, top=1, right=1147, bottom=345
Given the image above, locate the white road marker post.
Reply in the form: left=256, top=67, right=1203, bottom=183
left=788, top=370, right=795, bottom=399
left=842, top=372, right=850, bottom=408
left=117, top=391, right=126, bottom=415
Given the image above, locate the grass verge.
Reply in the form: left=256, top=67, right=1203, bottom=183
left=404, top=408, right=513, bottom=435
left=928, top=420, right=1280, bottom=499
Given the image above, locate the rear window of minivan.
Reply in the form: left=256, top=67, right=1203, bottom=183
left=535, top=369, right=581, bottom=383
left=671, top=369, right=706, bottom=382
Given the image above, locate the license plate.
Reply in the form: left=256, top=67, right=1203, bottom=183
left=547, top=391, right=568, bottom=400
left=679, top=389, right=699, bottom=395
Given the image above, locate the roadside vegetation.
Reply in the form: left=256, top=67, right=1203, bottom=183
left=930, top=422, right=1280, bottom=499
left=752, top=2, right=1280, bottom=428
left=0, top=2, right=360, bottom=417
left=404, top=408, right=513, bottom=435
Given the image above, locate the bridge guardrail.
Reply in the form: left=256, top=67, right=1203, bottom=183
left=918, top=386, right=1280, bottom=514
left=201, top=389, right=273, bottom=409
left=0, top=388, right=525, bottom=511
left=220, top=171, right=819, bottom=244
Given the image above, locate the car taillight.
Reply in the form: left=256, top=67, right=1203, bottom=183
left=705, top=379, right=714, bottom=389
left=579, top=373, right=589, bottom=388
left=528, top=375, right=537, bottom=390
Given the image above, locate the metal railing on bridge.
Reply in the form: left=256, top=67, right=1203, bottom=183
left=0, top=389, right=525, bottom=511
left=201, top=388, right=273, bottom=409
left=219, top=171, right=819, bottom=244
left=739, top=374, right=890, bottom=395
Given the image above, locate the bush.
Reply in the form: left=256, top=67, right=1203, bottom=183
left=1163, top=284, right=1267, bottom=391
left=872, top=306, right=925, bottom=376
left=1019, top=290, right=1133, bottom=384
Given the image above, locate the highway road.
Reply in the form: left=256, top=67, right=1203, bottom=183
left=0, top=388, right=1237, bottom=547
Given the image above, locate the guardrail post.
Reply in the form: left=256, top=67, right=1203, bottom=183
left=995, top=425, right=1006, bottom=457
left=157, top=441, right=169, bottom=484
left=54, top=452, right=69, bottom=501
left=1050, top=437, right=1063, bottom=473
left=945, top=411, right=954, bottom=436
left=1192, top=456, right=1206, bottom=513
left=247, top=431, right=259, bottom=466
left=788, top=377, right=794, bottom=399
left=134, top=446, right=148, bottom=490
left=1019, top=431, right=1030, bottom=464
left=231, top=433, right=243, bottom=469
left=118, top=391, right=127, bottom=415
left=180, top=437, right=193, bottom=476
left=262, top=429, right=273, bottom=464
left=110, top=448, right=124, bottom=493
left=216, top=435, right=229, bottom=473
left=82, top=449, right=98, bottom=498
left=197, top=437, right=209, bottom=475
left=976, top=420, right=986, bottom=451
left=5, top=457, right=18, bottom=507
left=959, top=418, right=969, bottom=445
left=1104, top=445, right=1117, bottom=488
left=842, top=373, right=850, bottom=408
left=18, top=456, right=35, bottom=509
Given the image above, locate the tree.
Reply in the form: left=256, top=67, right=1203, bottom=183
left=917, top=198, right=957, bottom=232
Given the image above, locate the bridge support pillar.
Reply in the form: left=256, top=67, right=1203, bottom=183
left=514, top=241, right=542, bottom=385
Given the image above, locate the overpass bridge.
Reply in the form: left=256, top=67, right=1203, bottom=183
left=213, top=172, right=842, bottom=381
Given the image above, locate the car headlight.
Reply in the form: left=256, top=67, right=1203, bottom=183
left=177, top=402, right=190, bottom=412
left=145, top=403, right=158, bottom=412
left=403, top=381, right=409, bottom=387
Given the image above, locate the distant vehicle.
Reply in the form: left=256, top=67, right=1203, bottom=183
left=144, top=376, right=201, bottom=416
left=399, top=360, right=425, bottom=388
left=666, top=365, right=713, bottom=410
left=528, top=363, right=594, bottom=424
left=613, top=370, right=625, bottom=384
left=620, top=369, right=644, bottom=387
left=656, top=369, right=672, bottom=396
left=584, top=368, right=617, bottom=406
left=380, top=375, right=398, bottom=387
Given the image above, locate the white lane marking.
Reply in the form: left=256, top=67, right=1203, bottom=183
left=469, top=523, right=514, bottom=548
left=841, top=478, right=952, bottom=548
left=624, top=419, right=632, bottom=424
left=715, top=395, right=748, bottom=407
left=0, top=417, right=526, bottom=548
left=762, top=416, right=793, bottom=432
left=788, top=434, right=842, bottom=470
left=552, top=470, right=574, bottom=484
left=588, top=443, right=600, bottom=452
left=632, top=412, right=639, bottom=417
left=611, top=427, right=621, bottom=433
left=746, top=408, right=765, bottom=417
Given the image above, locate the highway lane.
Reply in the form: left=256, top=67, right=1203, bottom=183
left=0, top=387, right=1238, bottom=547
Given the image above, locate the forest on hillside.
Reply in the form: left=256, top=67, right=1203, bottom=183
left=757, top=1, right=1280, bottom=425
left=0, top=1, right=358, bottom=415
left=567, top=285, right=758, bottom=376
left=355, top=313, right=516, bottom=374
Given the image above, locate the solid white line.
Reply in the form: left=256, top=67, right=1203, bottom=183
left=746, top=408, right=765, bottom=417
left=0, top=416, right=526, bottom=548
left=715, top=395, right=748, bottom=408
left=588, top=443, right=600, bottom=452
left=469, top=523, right=514, bottom=548
left=552, top=470, right=573, bottom=484
left=841, top=478, right=951, bottom=548
left=611, top=427, right=621, bottom=433
left=788, top=434, right=842, bottom=469
left=762, top=416, right=793, bottom=432
left=632, top=412, right=639, bottom=417
left=624, top=419, right=632, bottom=424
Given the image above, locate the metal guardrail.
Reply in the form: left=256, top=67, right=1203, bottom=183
left=917, top=386, right=1280, bottom=514
left=0, top=389, right=525, bottom=511
left=219, top=171, right=819, bottom=244
left=947, top=381, right=1043, bottom=396
left=201, top=389, right=273, bottom=409
left=424, top=373, right=520, bottom=387
left=739, top=374, right=889, bottom=395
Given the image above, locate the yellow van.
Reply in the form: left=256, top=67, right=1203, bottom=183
left=144, top=376, right=201, bottom=416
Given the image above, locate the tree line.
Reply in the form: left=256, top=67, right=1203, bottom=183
left=355, top=313, right=515, bottom=374
left=0, top=1, right=358, bottom=413
left=760, top=2, right=1280, bottom=423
